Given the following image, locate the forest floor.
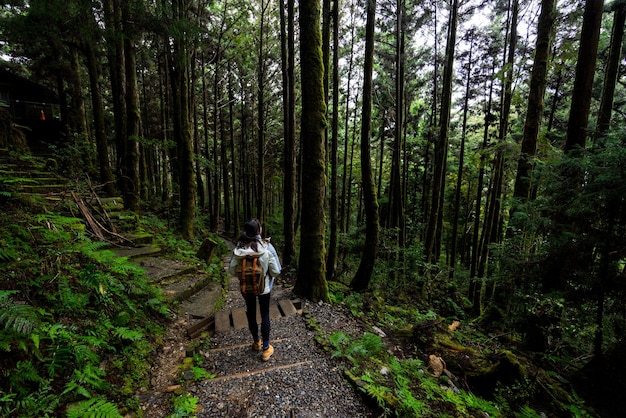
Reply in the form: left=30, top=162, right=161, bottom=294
left=134, top=237, right=379, bottom=417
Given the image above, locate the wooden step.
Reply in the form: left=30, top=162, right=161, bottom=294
left=212, top=298, right=300, bottom=334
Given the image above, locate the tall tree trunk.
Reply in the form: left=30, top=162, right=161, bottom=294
left=170, top=0, right=196, bottom=239
left=449, top=30, right=474, bottom=279
left=228, top=67, right=238, bottom=233
left=469, top=62, right=495, bottom=312
left=478, top=0, right=518, bottom=291
left=257, top=0, right=271, bottom=222
left=511, top=0, right=556, bottom=210
left=595, top=1, right=626, bottom=141
left=340, top=0, right=357, bottom=234
left=212, top=53, right=221, bottom=231
left=295, top=0, right=329, bottom=302
left=281, top=0, right=297, bottom=266
left=122, top=0, right=141, bottom=212
left=350, top=0, right=379, bottom=292
left=103, top=0, right=127, bottom=201
left=425, top=0, right=458, bottom=265
left=389, top=0, right=406, bottom=246
left=564, top=0, right=604, bottom=152
left=326, top=0, right=339, bottom=282
left=84, top=41, right=114, bottom=196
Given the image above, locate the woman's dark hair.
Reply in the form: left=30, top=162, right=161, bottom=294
left=237, top=218, right=262, bottom=251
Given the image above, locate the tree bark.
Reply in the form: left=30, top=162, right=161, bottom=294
left=170, top=0, right=196, bottom=239
left=596, top=1, right=626, bottom=141
left=122, top=0, right=141, bottom=213
left=281, top=0, right=297, bottom=266
left=511, top=0, right=556, bottom=208
left=295, top=0, right=329, bottom=302
left=350, top=0, right=379, bottom=292
left=449, top=30, right=474, bottom=279
left=84, top=40, right=114, bottom=196
left=425, top=0, right=458, bottom=265
left=326, top=0, right=339, bottom=282
left=389, top=0, right=406, bottom=246
left=564, top=0, right=604, bottom=152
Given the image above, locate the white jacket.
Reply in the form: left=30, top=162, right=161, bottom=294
left=228, top=242, right=281, bottom=295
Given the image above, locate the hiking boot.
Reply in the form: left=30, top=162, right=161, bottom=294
left=252, top=340, right=262, bottom=351
left=261, top=345, right=274, bottom=361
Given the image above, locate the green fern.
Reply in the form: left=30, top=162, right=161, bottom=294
left=329, top=331, right=349, bottom=357
left=170, top=392, right=199, bottom=418
left=113, top=326, right=144, bottom=341
left=72, top=362, right=108, bottom=391
left=66, top=397, right=122, bottom=418
left=359, top=332, right=385, bottom=356
left=396, top=385, right=428, bottom=416
left=0, top=246, right=18, bottom=261
left=0, top=290, right=40, bottom=335
left=360, top=378, right=393, bottom=411
left=58, top=277, right=89, bottom=311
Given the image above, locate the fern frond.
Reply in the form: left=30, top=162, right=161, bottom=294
left=58, top=277, right=89, bottom=311
left=0, top=293, right=40, bottom=335
left=73, top=363, right=108, bottom=391
left=113, top=327, right=144, bottom=341
left=66, top=397, right=122, bottom=418
left=48, top=346, right=74, bottom=376
left=15, top=360, right=44, bottom=384
left=73, top=344, right=100, bottom=368
left=363, top=382, right=392, bottom=410
left=0, top=246, right=18, bottom=262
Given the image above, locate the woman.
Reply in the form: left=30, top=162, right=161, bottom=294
left=228, top=219, right=281, bottom=361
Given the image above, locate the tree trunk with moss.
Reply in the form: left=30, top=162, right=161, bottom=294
left=280, top=0, right=296, bottom=266
left=350, top=0, right=379, bottom=292
left=122, top=0, right=141, bottom=213
left=326, top=0, right=339, bottom=283
left=596, top=0, right=626, bottom=141
left=424, top=0, right=457, bottom=265
left=294, top=0, right=329, bottom=302
left=511, top=0, right=555, bottom=209
left=564, top=0, right=603, bottom=152
left=170, top=0, right=196, bottom=240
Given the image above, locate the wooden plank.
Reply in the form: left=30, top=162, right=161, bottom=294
left=206, top=361, right=313, bottom=382
left=231, top=307, right=248, bottom=330
left=278, top=299, right=297, bottom=316
left=186, top=316, right=214, bottom=338
left=269, top=302, right=282, bottom=320
left=214, top=310, right=231, bottom=333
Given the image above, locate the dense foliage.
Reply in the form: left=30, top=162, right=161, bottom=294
left=2, top=0, right=626, bottom=416
left=0, top=192, right=170, bottom=416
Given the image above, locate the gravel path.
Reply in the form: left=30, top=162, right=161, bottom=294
left=188, top=276, right=378, bottom=418
left=138, top=244, right=379, bottom=417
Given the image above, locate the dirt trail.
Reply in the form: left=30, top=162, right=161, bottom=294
left=135, top=239, right=378, bottom=417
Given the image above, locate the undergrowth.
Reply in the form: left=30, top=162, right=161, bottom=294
left=327, top=330, right=502, bottom=417
left=0, top=201, right=169, bottom=417
left=324, top=280, right=596, bottom=417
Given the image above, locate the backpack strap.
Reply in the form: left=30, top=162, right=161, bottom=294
left=252, top=256, right=258, bottom=294
left=241, top=257, right=248, bottom=294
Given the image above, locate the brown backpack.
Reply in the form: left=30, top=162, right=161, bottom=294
left=238, top=255, right=265, bottom=296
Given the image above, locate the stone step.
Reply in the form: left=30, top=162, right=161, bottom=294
left=161, top=271, right=216, bottom=304
left=19, top=183, right=70, bottom=194
left=114, top=245, right=163, bottom=259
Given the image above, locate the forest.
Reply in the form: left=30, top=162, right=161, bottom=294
left=1, top=0, right=626, bottom=416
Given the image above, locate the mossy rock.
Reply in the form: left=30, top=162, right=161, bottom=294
left=446, top=349, right=525, bottom=398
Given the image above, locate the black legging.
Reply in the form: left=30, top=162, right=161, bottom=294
left=244, top=292, right=271, bottom=345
